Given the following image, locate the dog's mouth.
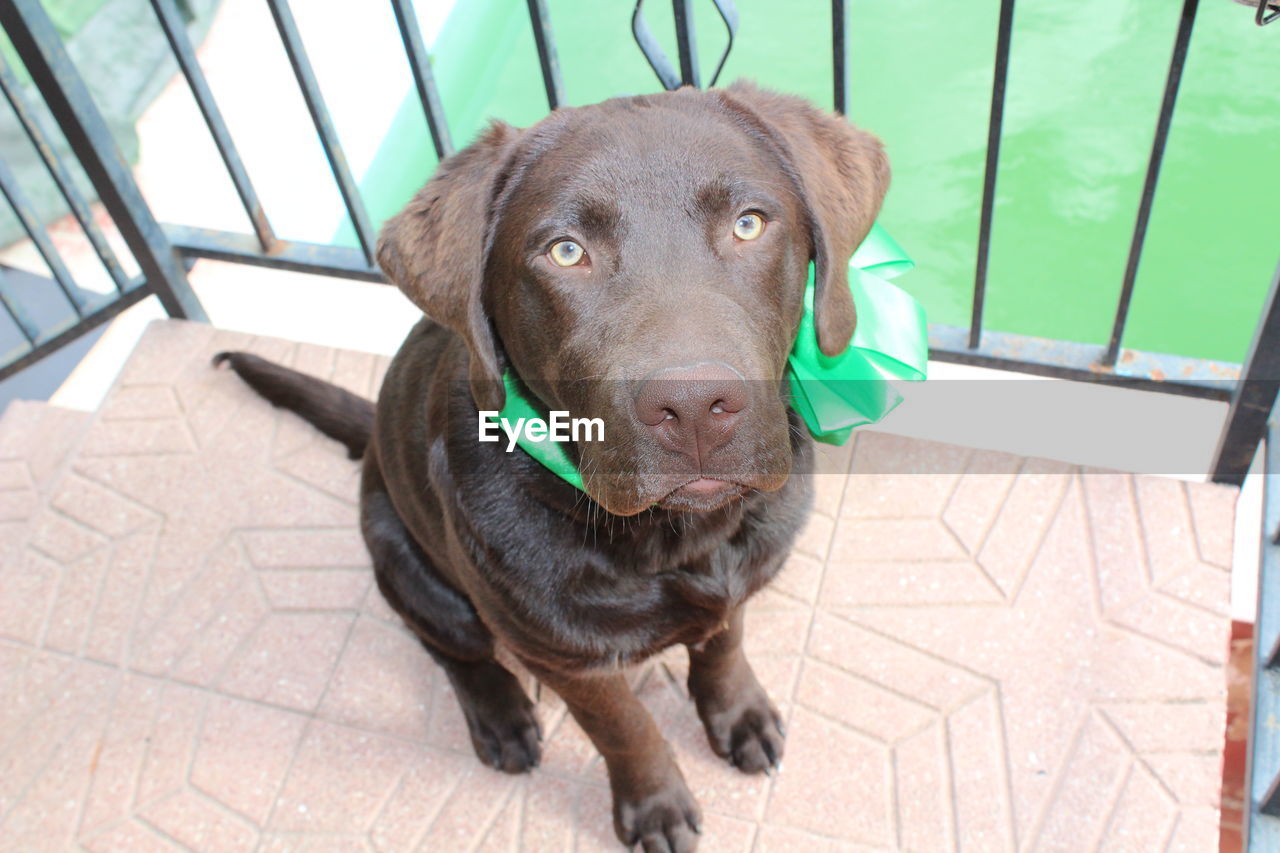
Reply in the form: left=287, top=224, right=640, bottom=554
left=654, top=477, right=750, bottom=513
left=569, top=384, right=795, bottom=516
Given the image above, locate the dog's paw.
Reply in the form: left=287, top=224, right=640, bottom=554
left=454, top=668, right=542, bottom=774
left=463, top=700, right=542, bottom=774
left=614, top=777, right=702, bottom=853
left=695, top=687, right=785, bottom=775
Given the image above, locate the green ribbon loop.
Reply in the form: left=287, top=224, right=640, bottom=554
left=496, top=223, right=928, bottom=490
left=787, top=223, right=928, bottom=446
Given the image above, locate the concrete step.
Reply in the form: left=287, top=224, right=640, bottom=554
left=0, top=399, right=93, bottom=494
left=0, top=400, right=92, bottom=561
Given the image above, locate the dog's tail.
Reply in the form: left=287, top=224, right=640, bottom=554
left=213, top=351, right=375, bottom=460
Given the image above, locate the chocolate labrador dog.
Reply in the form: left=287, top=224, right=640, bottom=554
left=215, top=81, right=887, bottom=852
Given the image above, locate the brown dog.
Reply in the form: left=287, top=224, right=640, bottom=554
left=217, top=81, right=888, bottom=852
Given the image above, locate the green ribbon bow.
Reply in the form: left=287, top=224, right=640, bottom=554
left=497, top=223, right=928, bottom=492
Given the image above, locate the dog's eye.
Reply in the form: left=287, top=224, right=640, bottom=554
left=549, top=240, right=586, bottom=267
left=733, top=213, right=764, bottom=241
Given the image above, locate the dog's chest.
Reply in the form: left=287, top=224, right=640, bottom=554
left=475, top=516, right=795, bottom=673
left=587, top=528, right=789, bottom=663
left=662, top=555, right=774, bottom=645
left=454, top=453, right=814, bottom=672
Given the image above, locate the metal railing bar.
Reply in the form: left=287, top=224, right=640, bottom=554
left=631, top=0, right=735, bottom=92
left=0, top=154, right=92, bottom=317
left=969, top=0, right=1015, bottom=350
left=1209, top=257, right=1280, bottom=485
left=632, top=1, right=681, bottom=91
left=832, top=0, right=848, bottom=114
left=389, top=0, right=453, bottom=159
left=0, top=267, right=41, bottom=345
left=1258, top=1, right=1279, bottom=26
left=0, top=273, right=148, bottom=382
left=929, top=322, right=1236, bottom=401
left=1263, top=774, right=1280, bottom=819
left=672, top=0, right=700, bottom=88
left=0, top=58, right=129, bottom=294
left=149, top=0, right=276, bottom=252
left=702, top=0, right=737, bottom=89
left=526, top=0, right=564, bottom=111
left=0, top=0, right=206, bottom=321
left=165, top=224, right=385, bottom=282
left=1103, top=0, right=1199, bottom=367
left=1248, top=424, right=1280, bottom=848
left=265, top=0, right=378, bottom=264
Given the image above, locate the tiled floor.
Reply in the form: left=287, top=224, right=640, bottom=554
left=0, top=320, right=1238, bottom=852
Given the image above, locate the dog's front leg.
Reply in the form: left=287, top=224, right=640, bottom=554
left=534, top=667, right=701, bottom=852
left=686, top=607, right=785, bottom=775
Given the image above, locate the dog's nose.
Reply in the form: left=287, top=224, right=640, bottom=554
left=633, top=362, right=748, bottom=460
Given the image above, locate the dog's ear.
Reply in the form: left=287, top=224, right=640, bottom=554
left=719, top=82, right=890, bottom=356
left=377, top=121, right=520, bottom=411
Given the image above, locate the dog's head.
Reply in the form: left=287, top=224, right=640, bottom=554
left=378, top=82, right=889, bottom=516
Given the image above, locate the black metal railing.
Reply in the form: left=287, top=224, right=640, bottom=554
left=151, top=0, right=275, bottom=252
left=0, top=0, right=206, bottom=384
left=0, top=1, right=1275, bottom=453
left=932, top=0, right=1256, bottom=406
left=0, top=0, right=1278, bottom=842
left=1250, top=405, right=1280, bottom=850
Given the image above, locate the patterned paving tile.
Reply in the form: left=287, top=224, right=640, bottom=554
left=0, top=321, right=1236, bottom=851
